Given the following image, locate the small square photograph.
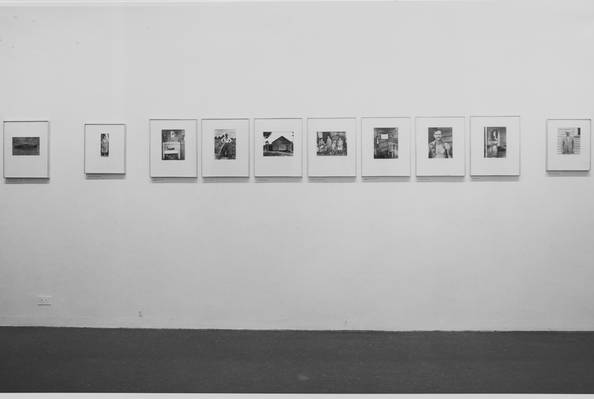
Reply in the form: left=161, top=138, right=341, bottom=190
left=255, top=118, right=301, bottom=177
left=427, top=127, right=453, bottom=158
left=308, top=118, right=356, bottom=176
left=557, top=127, right=581, bottom=155
left=362, top=117, right=410, bottom=177
left=316, top=131, right=347, bottom=156
left=151, top=120, right=196, bottom=177
left=202, top=119, right=249, bottom=177
left=374, top=127, right=398, bottom=159
left=100, top=133, right=110, bottom=157
left=484, top=127, right=507, bottom=158
left=161, top=129, right=186, bottom=160
left=263, top=131, right=294, bottom=157
left=546, top=119, right=590, bottom=172
left=12, top=137, right=40, bottom=156
left=215, top=129, right=237, bottom=160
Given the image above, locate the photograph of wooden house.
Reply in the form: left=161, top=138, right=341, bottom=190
left=263, top=131, right=294, bottom=156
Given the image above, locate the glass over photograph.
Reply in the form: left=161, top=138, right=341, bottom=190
left=427, top=127, right=453, bottom=158
left=215, top=129, right=237, bottom=160
left=484, top=127, right=507, bottom=158
left=374, top=127, right=398, bottom=159
left=12, top=137, right=40, bottom=156
left=100, top=133, right=110, bottom=157
left=263, top=131, right=294, bottom=157
left=161, top=129, right=185, bottom=160
left=316, top=131, right=347, bottom=156
left=557, top=127, right=581, bottom=155
left=12, top=137, right=39, bottom=155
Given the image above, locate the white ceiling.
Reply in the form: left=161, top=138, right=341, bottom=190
left=0, top=0, right=495, bottom=4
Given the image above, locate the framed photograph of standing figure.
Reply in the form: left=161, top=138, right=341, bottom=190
left=546, top=119, right=591, bottom=172
left=3, top=120, right=50, bottom=179
left=254, top=118, right=302, bottom=177
left=202, top=118, right=249, bottom=177
left=307, top=118, right=356, bottom=177
left=84, top=123, right=126, bottom=174
left=415, top=117, right=465, bottom=177
left=150, top=119, right=197, bottom=178
left=361, top=117, right=411, bottom=177
left=470, top=116, right=520, bottom=176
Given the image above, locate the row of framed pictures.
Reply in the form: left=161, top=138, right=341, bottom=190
left=2, top=117, right=591, bottom=179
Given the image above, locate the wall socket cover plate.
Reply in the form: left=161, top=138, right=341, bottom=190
left=37, top=295, right=52, bottom=306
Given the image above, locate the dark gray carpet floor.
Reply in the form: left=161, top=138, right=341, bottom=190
left=0, top=327, right=593, bottom=392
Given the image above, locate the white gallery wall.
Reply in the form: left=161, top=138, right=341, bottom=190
left=1, top=0, right=593, bottom=330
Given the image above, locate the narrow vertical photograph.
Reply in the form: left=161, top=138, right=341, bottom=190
left=427, top=127, right=453, bottom=158
left=85, top=123, right=126, bottom=175
left=373, top=127, right=398, bottom=159
left=100, top=133, right=110, bottom=157
left=263, top=131, right=294, bottom=157
left=470, top=116, right=519, bottom=176
left=316, top=131, right=347, bottom=156
left=483, top=127, right=507, bottom=158
left=557, top=127, right=581, bottom=155
left=214, top=129, right=237, bottom=160
left=12, top=137, right=40, bottom=156
left=161, top=129, right=186, bottom=160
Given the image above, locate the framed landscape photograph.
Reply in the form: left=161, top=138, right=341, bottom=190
left=470, top=116, right=520, bottom=176
left=202, top=118, right=249, bottom=177
left=415, top=117, right=465, bottom=177
left=3, top=120, right=50, bottom=179
left=84, top=123, right=126, bottom=174
left=307, top=118, right=356, bottom=177
left=150, top=119, right=197, bottom=178
left=254, top=118, right=302, bottom=177
left=546, top=119, right=591, bottom=172
left=361, top=117, right=411, bottom=177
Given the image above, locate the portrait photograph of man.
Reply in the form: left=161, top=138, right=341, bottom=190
left=427, top=127, right=453, bottom=159
left=558, top=127, right=581, bottom=155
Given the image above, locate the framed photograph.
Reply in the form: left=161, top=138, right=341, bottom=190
left=470, top=116, right=520, bottom=176
left=361, top=117, right=411, bottom=177
left=150, top=119, right=197, bottom=178
left=3, top=120, right=50, bottom=179
left=84, top=123, right=126, bottom=174
left=307, top=118, right=356, bottom=177
left=254, top=118, right=302, bottom=177
left=546, top=119, right=591, bottom=171
left=202, top=119, right=249, bottom=177
left=415, top=117, right=465, bottom=176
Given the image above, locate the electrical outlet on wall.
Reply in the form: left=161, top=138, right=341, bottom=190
left=37, top=295, right=52, bottom=306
